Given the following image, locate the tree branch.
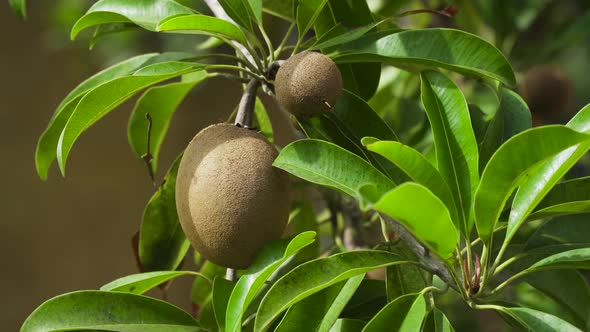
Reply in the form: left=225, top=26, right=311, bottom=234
left=234, top=79, right=260, bottom=128
left=381, top=214, right=460, bottom=292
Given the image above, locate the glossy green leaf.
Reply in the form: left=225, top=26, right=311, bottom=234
left=362, top=293, right=427, bottom=332
left=263, top=0, right=295, bottom=20
left=192, top=261, right=226, bottom=306
left=525, top=214, right=590, bottom=251
left=507, top=104, right=590, bottom=244
left=422, top=308, right=455, bottom=332
left=128, top=73, right=207, bottom=173
left=421, top=71, right=479, bottom=236
left=71, top=0, right=196, bottom=39
left=371, top=183, right=458, bottom=259
left=275, top=274, right=364, bottom=332
left=333, top=28, right=516, bottom=86
left=273, top=139, right=395, bottom=199
left=474, top=126, right=590, bottom=244
left=139, top=154, right=190, bottom=271
left=502, top=307, right=582, bottom=332
left=212, top=277, right=235, bottom=331
left=57, top=61, right=205, bottom=175
left=226, top=232, right=317, bottom=332
left=297, top=0, right=329, bottom=39
left=312, top=21, right=383, bottom=50
left=527, top=248, right=590, bottom=271
left=90, top=22, right=140, bottom=49
left=296, top=90, right=404, bottom=183
left=101, top=271, right=208, bottom=294
left=35, top=53, right=161, bottom=180
left=479, top=88, right=532, bottom=170
left=21, top=291, right=199, bottom=332
left=527, top=176, right=590, bottom=222
left=156, top=14, right=248, bottom=45
left=244, top=0, right=263, bottom=24
left=218, top=0, right=253, bottom=31
left=9, top=0, right=26, bottom=19
left=329, top=319, right=366, bottom=332
left=254, top=250, right=407, bottom=332
left=366, top=140, right=459, bottom=225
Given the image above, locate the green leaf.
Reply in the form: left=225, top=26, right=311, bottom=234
left=365, top=140, right=459, bottom=226
left=371, top=183, right=458, bottom=259
left=312, top=21, right=384, bottom=50
left=507, top=104, right=590, bottom=244
left=254, top=250, right=408, bottom=332
left=57, top=61, right=205, bottom=175
left=192, top=261, right=226, bottom=306
left=275, top=274, right=364, bottom=332
left=100, top=271, right=208, bottom=294
left=263, top=0, right=295, bottom=21
left=296, top=90, right=404, bottom=183
left=528, top=176, right=590, bottom=221
left=128, top=73, right=208, bottom=173
left=156, top=14, right=248, bottom=45
left=21, top=291, right=200, bottom=332
left=71, top=0, right=196, bottom=39
left=245, top=0, right=263, bottom=24
left=528, top=248, right=590, bottom=271
left=479, top=88, right=532, bottom=170
left=273, top=139, right=395, bottom=199
left=474, top=126, right=590, bottom=244
left=297, top=0, right=330, bottom=39
left=422, top=308, right=455, bottom=332
left=90, top=22, right=140, bottom=49
left=502, top=307, right=582, bottom=332
left=420, top=71, right=479, bottom=236
left=9, top=0, right=26, bottom=19
left=329, top=319, right=366, bottom=332
left=217, top=0, right=252, bottom=31
left=139, top=154, right=190, bottom=271
left=333, top=28, right=516, bottom=86
left=225, top=231, right=317, bottom=332
left=362, top=293, right=427, bottom=332
left=212, top=277, right=235, bottom=331
left=35, top=53, right=162, bottom=180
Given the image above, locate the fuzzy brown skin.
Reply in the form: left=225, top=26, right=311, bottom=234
left=519, top=65, right=572, bottom=125
left=176, top=123, right=290, bottom=269
left=274, top=51, right=343, bottom=116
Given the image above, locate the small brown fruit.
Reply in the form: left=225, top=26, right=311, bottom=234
left=519, top=65, right=572, bottom=125
left=274, top=51, right=342, bottom=116
left=175, top=123, right=290, bottom=269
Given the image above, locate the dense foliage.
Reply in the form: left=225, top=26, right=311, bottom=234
left=12, top=0, right=590, bottom=331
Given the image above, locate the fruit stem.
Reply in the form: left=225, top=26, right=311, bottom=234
left=226, top=268, right=237, bottom=282
left=235, top=79, right=261, bottom=128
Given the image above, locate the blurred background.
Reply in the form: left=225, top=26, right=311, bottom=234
left=2, top=0, right=590, bottom=330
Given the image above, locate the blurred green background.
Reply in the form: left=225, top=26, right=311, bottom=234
left=2, top=0, right=590, bottom=331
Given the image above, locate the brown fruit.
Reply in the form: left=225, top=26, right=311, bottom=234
left=175, top=123, right=290, bottom=269
left=274, top=51, right=342, bottom=116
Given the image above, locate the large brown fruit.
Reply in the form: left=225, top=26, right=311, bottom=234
left=274, top=51, right=342, bottom=116
left=175, top=123, right=290, bottom=269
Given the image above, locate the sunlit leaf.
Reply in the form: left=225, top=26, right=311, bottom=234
left=21, top=291, right=200, bottom=332
left=71, top=0, right=196, bottom=39
left=334, top=29, right=515, bottom=86
left=101, top=271, right=208, bottom=295
left=9, top=0, right=26, bottom=19
left=297, top=0, right=330, bottom=39
left=370, top=183, right=458, bottom=259
left=507, top=104, right=590, bottom=244
left=273, top=139, right=395, bottom=199
left=156, top=14, right=248, bottom=45
left=254, top=250, right=408, bottom=332
left=226, top=232, right=317, bottom=332
left=474, top=126, right=590, bottom=244
left=421, top=71, right=479, bottom=236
